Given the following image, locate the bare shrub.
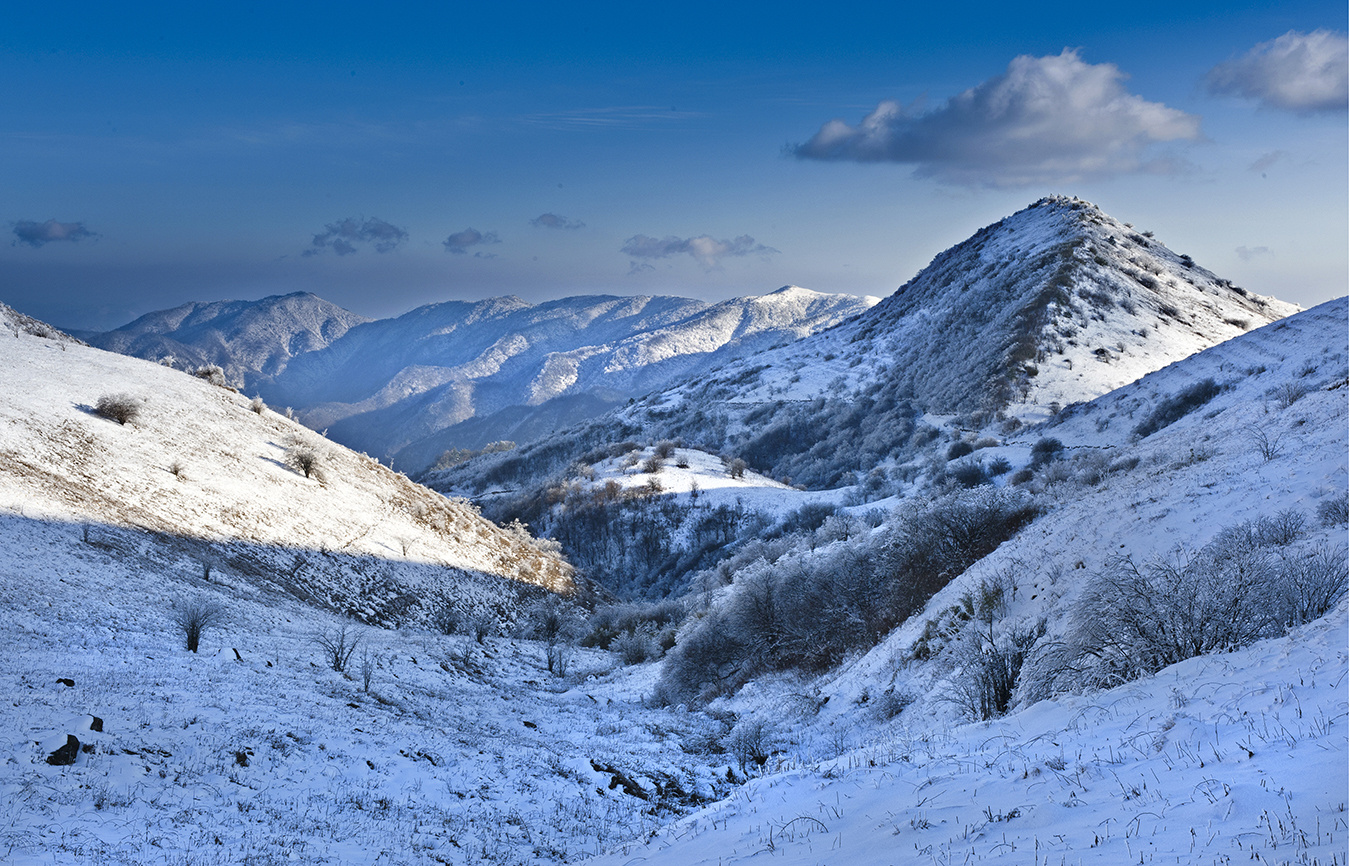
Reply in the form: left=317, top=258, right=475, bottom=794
left=943, top=620, right=1045, bottom=721
left=1317, top=495, right=1349, bottom=527
left=172, top=598, right=226, bottom=653
left=727, top=457, right=747, bottom=479
left=1279, top=546, right=1348, bottom=627
left=193, top=365, right=228, bottom=388
left=249, top=395, right=266, bottom=414
left=285, top=444, right=324, bottom=480
left=1132, top=378, right=1222, bottom=438
left=613, top=630, right=658, bottom=665
left=94, top=394, right=140, bottom=426
left=431, top=604, right=463, bottom=636
left=725, top=718, right=774, bottom=773
left=653, top=440, right=677, bottom=459
left=1060, top=544, right=1279, bottom=690
left=312, top=623, right=363, bottom=672
left=468, top=610, right=497, bottom=644
left=1246, top=425, right=1283, bottom=462
left=1272, top=382, right=1308, bottom=409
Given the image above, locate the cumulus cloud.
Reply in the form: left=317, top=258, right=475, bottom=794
left=620, top=233, right=779, bottom=270
left=442, top=227, right=501, bottom=256
left=303, top=217, right=408, bottom=256
left=530, top=212, right=585, bottom=230
left=12, top=219, right=96, bottom=248
left=792, top=49, right=1201, bottom=186
left=1206, top=30, right=1348, bottom=114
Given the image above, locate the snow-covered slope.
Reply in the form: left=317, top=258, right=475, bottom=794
left=85, top=291, right=370, bottom=389
left=587, top=299, right=1349, bottom=866
left=0, top=305, right=574, bottom=628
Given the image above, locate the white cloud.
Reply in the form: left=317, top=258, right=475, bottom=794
left=12, top=219, right=96, bottom=248
left=793, top=49, right=1201, bottom=186
left=621, top=233, right=778, bottom=270
left=1206, top=30, right=1348, bottom=114
left=1236, top=245, right=1273, bottom=261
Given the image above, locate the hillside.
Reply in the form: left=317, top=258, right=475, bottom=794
left=0, top=302, right=574, bottom=629
left=591, top=297, right=1349, bottom=865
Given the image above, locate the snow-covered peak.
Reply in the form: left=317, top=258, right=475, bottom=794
left=646, top=197, right=1297, bottom=425
left=86, top=291, right=371, bottom=387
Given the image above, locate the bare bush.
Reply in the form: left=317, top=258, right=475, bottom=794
left=943, top=620, right=1045, bottom=721
left=193, top=365, right=228, bottom=387
left=285, top=444, right=324, bottom=480
left=249, top=395, right=266, bottom=414
left=1246, top=424, right=1283, bottom=462
left=172, top=597, right=226, bottom=653
left=359, top=647, right=381, bottom=693
left=1133, top=378, right=1222, bottom=438
left=725, top=718, right=774, bottom=773
left=1317, top=495, right=1349, bottom=527
left=312, top=623, right=363, bottom=672
left=613, top=630, right=658, bottom=665
left=1060, top=544, right=1279, bottom=690
left=1279, top=546, right=1348, bottom=627
left=94, top=394, right=140, bottom=426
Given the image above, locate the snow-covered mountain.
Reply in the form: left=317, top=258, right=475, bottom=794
left=85, top=291, right=371, bottom=388
left=0, top=301, right=574, bottom=629
left=432, top=196, right=1301, bottom=529
left=645, top=195, right=1296, bottom=422
left=89, top=286, right=877, bottom=472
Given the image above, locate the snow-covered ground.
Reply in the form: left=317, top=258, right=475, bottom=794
left=1, top=289, right=1344, bottom=865
left=590, top=603, right=1347, bottom=865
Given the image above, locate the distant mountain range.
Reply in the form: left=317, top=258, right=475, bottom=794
left=430, top=196, right=1299, bottom=506
left=86, top=286, right=877, bottom=472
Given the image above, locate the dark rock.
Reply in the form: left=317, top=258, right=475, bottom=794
left=56, top=678, right=74, bottom=688
left=87, top=716, right=103, bottom=733
left=46, top=735, right=79, bottom=766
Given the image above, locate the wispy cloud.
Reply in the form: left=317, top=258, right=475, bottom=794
left=1206, top=30, right=1348, bottom=114
left=621, top=233, right=778, bottom=270
left=1236, top=245, right=1273, bottom=261
left=522, top=106, right=704, bottom=131
left=12, top=219, right=97, bottom=248
left=792, top=49, right=1201, bottom=186
left=443, top=227, right=501, bottom=256
left=303, top=217, right=408, bottom=256
left=531, top=213, right=585, bottom=230
left=1249, top=151, right=1289, bottom=174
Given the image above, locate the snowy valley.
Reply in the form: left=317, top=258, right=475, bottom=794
left=2, top=197, right=1346, bottom=866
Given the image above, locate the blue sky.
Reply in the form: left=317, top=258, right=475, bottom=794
left=2, top=2, right=1345, bottom=330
